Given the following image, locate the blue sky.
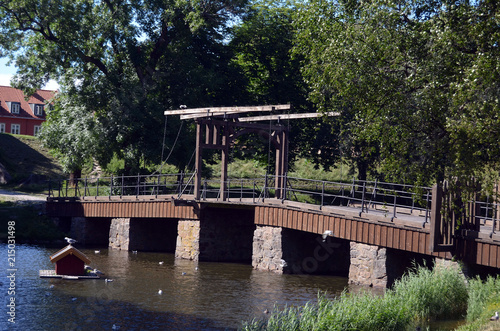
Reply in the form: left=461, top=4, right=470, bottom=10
left=0, top=57, right=59, bottom=90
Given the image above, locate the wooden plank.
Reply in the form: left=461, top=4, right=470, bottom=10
left=295, top=211, right=302, bottom=231
left=352, top=221, right=358, bottom=242
left=344, top=219, right=350, bottom=240
left=263, top=207, right=268, bottom=225
left=380, top=226, right=387, bottom=247
left=476, top=242, right=483, bottom=265
left=374, top=224, right=381, bottom=246
left=496, top=246, right=500, bottom=269
left=317, top=215, right=324, bottom=235
left=334, top=217, right=340, bottom=237
left=165, top=104, right=291, bottom=116
left=306, top=213, right=312, bottom=232
left=363, top=223, right=370, bottom=244
left=490, top=244, right=497, bottom=268
left=238, top=112, right=339, bottom=122
left=312, top=214, right=318, bottom=234
left=290, top=210, right=295, bottom=229
left=412, top=231, right=419, bottom=253
left=482, top=243, right=490, bottom=266
left=368, top=223, right=375, bottom=244
left=400, top=229, right=406, bottom=250
left=357, top=221, right=363, bottom=242
left=406, top=230, right=413, bottom=252
left=393, top=228, right=399, bottom=249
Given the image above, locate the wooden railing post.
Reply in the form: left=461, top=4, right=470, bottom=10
left=430, top=182, right=443, bottom=252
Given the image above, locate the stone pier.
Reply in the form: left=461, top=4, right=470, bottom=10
left=348, top=242, right=388, bottom=288
left=109, top=218, right=131, bottom=250
left=252, top=225, right=350, bottom=275
left=175, top=207, right=255, bottom=262
left=349, top=242, right=434, bottom=288
left=109, top=217, right=178, bottom=252
left=175, top=220, right=200, bottom=260
left=252, top=226, right=285, bottom=273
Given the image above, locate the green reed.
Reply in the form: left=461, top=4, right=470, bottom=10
left=241, top=264, right=469, bottom=331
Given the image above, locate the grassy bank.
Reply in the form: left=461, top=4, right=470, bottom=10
left=241, top=265, right=487, bottom=331
left=0, top=133, right=65, bottom=191
left=0, top=200, right=66, bottom=244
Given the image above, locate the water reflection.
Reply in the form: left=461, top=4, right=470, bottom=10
left=1, top=244, right=348, bottom=330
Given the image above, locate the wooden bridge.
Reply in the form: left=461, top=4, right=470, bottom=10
left=45, top=104, right=500, bottom=284
left=46, top=174, right=500, bottom=270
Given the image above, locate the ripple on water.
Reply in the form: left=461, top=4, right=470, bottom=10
left=1, top=244, right=350, bottom=330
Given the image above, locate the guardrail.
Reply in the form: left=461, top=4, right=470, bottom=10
left=48, top=172, right=195, bottom=199
left=48, top=173, right=500, bottom=228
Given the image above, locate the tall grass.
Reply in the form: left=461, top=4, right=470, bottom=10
left=241, top=265, right=469, bottom=331
left=391, top=264, right=469, bottom=321
left=466, top=276, right=500, bottom=322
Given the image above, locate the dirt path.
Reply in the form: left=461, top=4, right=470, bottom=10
left=0, top=189, right=46, bottom=202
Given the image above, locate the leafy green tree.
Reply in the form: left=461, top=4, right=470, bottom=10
left=0, top=0, right=248, bottom=174
left=293, top=0, right=500, bottom=185
left=229, top=1, right=341, bottom=173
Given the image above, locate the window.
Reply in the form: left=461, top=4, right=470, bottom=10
left=11, top=124, right=20, bottom=135
left=0, top=123, right=5, bottom=133
left=11, top=102, right=20, bottom=114
left=34, top=125, right=42, bottom=136
left=34, top=104, right=44, bottom=116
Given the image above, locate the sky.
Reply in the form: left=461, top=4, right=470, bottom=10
left=0, top=57, right=60, bottom=90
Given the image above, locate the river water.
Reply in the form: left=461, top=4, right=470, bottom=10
left=1, top=244, right=351, bottom=330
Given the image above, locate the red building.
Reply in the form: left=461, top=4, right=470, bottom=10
left=0, top=85, right=56, bottom=136
left=50, top=245, right=91, bottom=276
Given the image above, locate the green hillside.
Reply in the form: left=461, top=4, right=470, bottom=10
left=0, top=133, right=65, bottom=186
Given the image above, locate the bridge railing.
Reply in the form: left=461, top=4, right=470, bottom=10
left=195, top=175, right=432, bottom=223
left=283, top=176, right=432, bottom=222
left=48, top=173, right=433, bottom=222
left=48, top=172, right=195, bottom=198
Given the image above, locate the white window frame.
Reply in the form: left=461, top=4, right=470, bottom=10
left=11, top=124, right=20, bottom=135
left=34, top=104, right=44, bottom=116
left=11, top=102, right=20, bottom=114
left=0, top=123, right=5, bottom=133
left=34, top=125, right=42, bottom=136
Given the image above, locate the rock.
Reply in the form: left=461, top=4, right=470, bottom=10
left=0, top=162, right=12, bottom=184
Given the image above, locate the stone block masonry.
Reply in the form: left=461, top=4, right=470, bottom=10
left=109, top=218, right=131, bottom=251
left=349, top=242, right=388, bottom=288
left=252, top=226, right=285, bottom=273
left=175, top=220, right=200, bottom=261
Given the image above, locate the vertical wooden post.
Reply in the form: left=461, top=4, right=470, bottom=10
left=275, top=129, right=288, bottom=199
left=430, top=183, right=442, bottom=252
left=194, top=121, right=202, bottom=200
left=220, top=124, right=228, bottom=201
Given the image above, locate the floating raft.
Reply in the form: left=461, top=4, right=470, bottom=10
left=39, top=269, right=100, bottom=279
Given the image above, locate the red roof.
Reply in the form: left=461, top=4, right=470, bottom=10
left=0, top=85, right=56, bottom=120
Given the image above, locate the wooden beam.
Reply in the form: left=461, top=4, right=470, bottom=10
left=237, top=112, right=339, bottom=122
left=180, top=111, right=241, bottom=120
left=164, top=104, right=291, bottom=116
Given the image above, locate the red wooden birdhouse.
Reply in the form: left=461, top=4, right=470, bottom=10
left=50, top=245, right=91, bottom=276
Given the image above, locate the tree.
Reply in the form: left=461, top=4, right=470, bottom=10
left=229, top=0, right=341, bottom=172
left=0, top=0, right=249, bottom=174
left=293, top=0, right=500, bottom=186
